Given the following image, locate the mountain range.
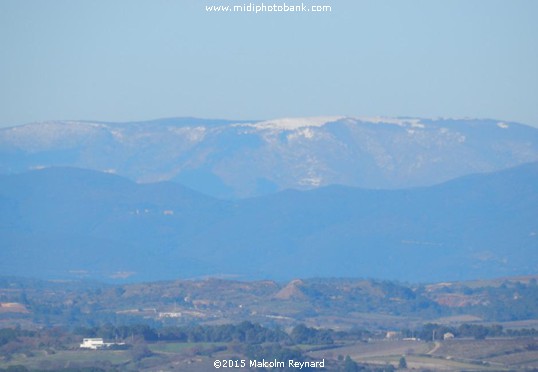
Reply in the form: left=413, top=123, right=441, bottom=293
left=0, top=162, right=536, bottom=282
left=2, top=116, right=538, bottom=198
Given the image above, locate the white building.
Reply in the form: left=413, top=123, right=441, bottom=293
left=80, top=338, right=124, bottom=349
left=80, top=338, right=106, bottom=349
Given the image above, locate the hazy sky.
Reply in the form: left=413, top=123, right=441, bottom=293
left=1, top=0, right=537, bottom=127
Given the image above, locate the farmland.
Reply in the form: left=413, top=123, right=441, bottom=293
left=2, top=332, right=538, bottom=371
left=0, top=276, right=537, bottom=371
left=311, top=338, right=538, bottom=371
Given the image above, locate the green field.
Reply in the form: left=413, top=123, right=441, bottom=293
left=308, top=338, right=538, bottom=371
left=149, top=341, right=226, bottom=354
left=1, top=349, right=132, bottom=370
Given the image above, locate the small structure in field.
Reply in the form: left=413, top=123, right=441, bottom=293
left=80, top=338, right=125, bottom=349
left=80, top=338, right=107, bottom=349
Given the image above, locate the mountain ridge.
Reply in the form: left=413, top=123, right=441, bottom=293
left=1, top=162, right=536, bottom=283
left=2, top=116, right=538, bottom=198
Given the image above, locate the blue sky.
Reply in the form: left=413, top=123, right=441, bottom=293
left=1, top=0, right=537, bottom=127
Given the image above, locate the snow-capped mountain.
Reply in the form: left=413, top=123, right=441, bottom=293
left=1, top=116, right=538, bottom=198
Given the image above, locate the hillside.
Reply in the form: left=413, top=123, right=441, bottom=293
left=1, top=275, right=537, bottom=330
left=0, top=163, right=536, bottom=282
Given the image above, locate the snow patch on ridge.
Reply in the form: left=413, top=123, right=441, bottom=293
left=299, top=175, right=323, bottom=187
left=287, top=127, right=316, bottom=141
left=0, top=121, right=107, bottom=150
left=169, top=126, right=207, bottom=142
left=242, top=116, right=345, bottom=131
left=357, top=117, right=425, bottom=128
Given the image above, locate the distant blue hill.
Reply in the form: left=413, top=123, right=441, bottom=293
left=0, top=163, right=536, bottom=282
